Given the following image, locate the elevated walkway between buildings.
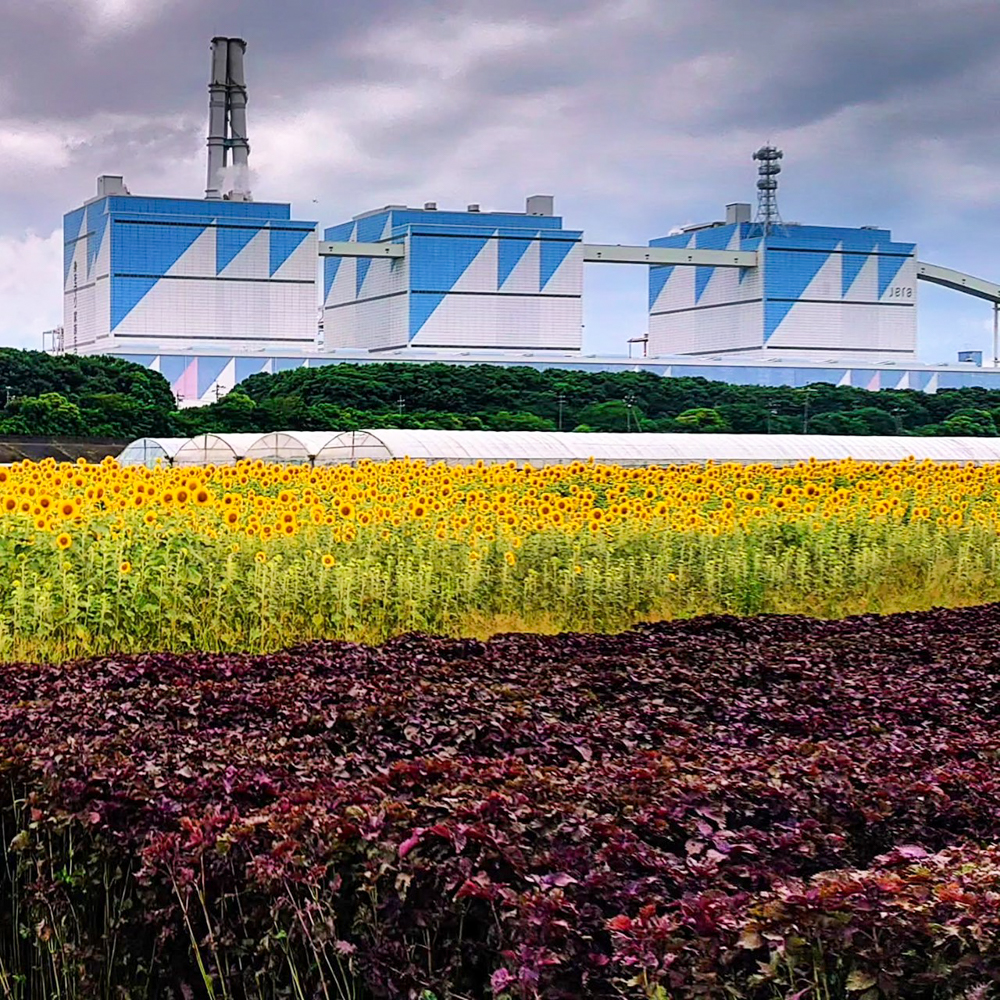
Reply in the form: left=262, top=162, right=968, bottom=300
left=916, top=262, right=1000, bottom=303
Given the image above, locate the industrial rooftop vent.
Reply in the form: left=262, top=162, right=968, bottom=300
left=206, top=36, right=252, bottom=202
left=526, top=195, right=554, bottom=217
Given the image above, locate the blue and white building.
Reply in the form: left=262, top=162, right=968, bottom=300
left=63, top=175, right=318, bottom=356
left=322, top=197, right=584, bottom=352
left=648, top=204, right=918, bottom=364
left=54, top=39, right=1000, bottom=408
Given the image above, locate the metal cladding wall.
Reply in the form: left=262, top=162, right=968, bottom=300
left=648, top=223, right=764, bottom=357
left=647, top=223, right=918, bottom=362
left=323, top=207, right=584, bottom=352
left=64, top=196, right=318, bottom=353
left=323, top=210, right=409, bottom=351
left=62, top=200, right=108, bottom=354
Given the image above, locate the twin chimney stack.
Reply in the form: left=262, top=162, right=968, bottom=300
left=206, top=37, right=252, bottom=202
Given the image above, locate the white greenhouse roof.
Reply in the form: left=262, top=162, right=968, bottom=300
left=171, top=433, right=269, bottom=467
left=243, top=431, right=341, bottom=464
left=116, top=437, right=189, bottom=469
left=317, top=430, right=1000, bottom=467
left=116, top=430, right=1000, bottom=468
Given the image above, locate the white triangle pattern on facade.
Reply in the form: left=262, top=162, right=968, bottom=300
left=203, top=358, right=237, bottom=401
left=799, top=246, right=842, bottom=301
left=452, top=235, right=499, bottom=293
left=327, top=256, right=357, bottom=306
left=651, top=234, right=695, bottom=313
left=117, top=277, right=181, bottom=337
left=880, top=258, right=916, bottom=303
left=357, top=255, right=375, bottom=299
left=219, top=227, right=269, bottom=281
left=845, top=252, right=878, bottom=301
left=271, top=231, right=317, bottom=283
left=543, top=243, right=584, bottom=296
left=166, top=226, right=216, bottom=279
left=695, top=228, right=746, bottom=308
left=412, top=293, right=486, bottom=345
left=661, top=256, right=696, bottom=311
left=501, top=241, right=541, bottom=294
left=93, top=224, right=111, bottom=281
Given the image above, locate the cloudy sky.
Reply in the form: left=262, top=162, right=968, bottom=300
left=2, top=0, right=999, bottom=361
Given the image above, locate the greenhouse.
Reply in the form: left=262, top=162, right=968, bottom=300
left=311, top=430, right=1000, bottom=467
left=242, top=432, right=341, bottom=465
left=115, top=437, right=189, bottom=469
left=116, top=429, right=1000, bottom=468
left=171, top=434, right=269, bottom=468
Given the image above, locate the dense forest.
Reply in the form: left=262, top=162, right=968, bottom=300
left=0, top=349, right=175, bottom=439
left=7, top=349, right=1000, bottom=439
left=174, top=362, right=1000, bottom=439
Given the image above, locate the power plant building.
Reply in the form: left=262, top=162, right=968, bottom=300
left=61, top=37, right=318, bottom=358
left=322, top=198, right=584, bottom=352
left=53, top=40, right=1000, bottom=402
left=647, top=207, right=918, bottom=364
left=62, top=180, right=318, bottom=355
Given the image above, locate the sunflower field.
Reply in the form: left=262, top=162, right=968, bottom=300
left=1, top=454, right=1000, bottom=659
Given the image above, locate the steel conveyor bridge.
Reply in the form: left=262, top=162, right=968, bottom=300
left=915, top=262, right=1000, bottom=303
left=318, top=240, right=1000, bottom=304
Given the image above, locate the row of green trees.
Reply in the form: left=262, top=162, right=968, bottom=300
left=186, top=362, right=1000, bottom=437
left=0, top=350, right=175, bottom=438
left=6, top=349, right=1000, bottom=439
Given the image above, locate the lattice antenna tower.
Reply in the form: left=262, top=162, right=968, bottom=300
left=753, top=145, right=784, bottom=235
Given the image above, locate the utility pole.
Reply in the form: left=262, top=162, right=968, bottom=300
left=994, top=302, right=998, bottom=369
left=623, top=393, right=637, bottom=432
left=892, top=406, right=903, bottom=435
left=556, top=392, right=566, bottom=432
left=396, top=396, right=405, bottom=416
left=767, top=407, right=777, bottom=434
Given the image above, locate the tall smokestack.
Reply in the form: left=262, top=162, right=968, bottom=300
left=226, top=38, right=251, bottom=202
left=206, top=37, right=229, bottom=200
left=204, top=36, right=252, bottom=202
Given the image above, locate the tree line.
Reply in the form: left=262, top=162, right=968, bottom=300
left=6, top=349, right=1000, bottom=439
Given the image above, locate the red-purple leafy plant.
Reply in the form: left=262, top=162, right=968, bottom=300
left=3, top=606, right=1000, bottom=997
